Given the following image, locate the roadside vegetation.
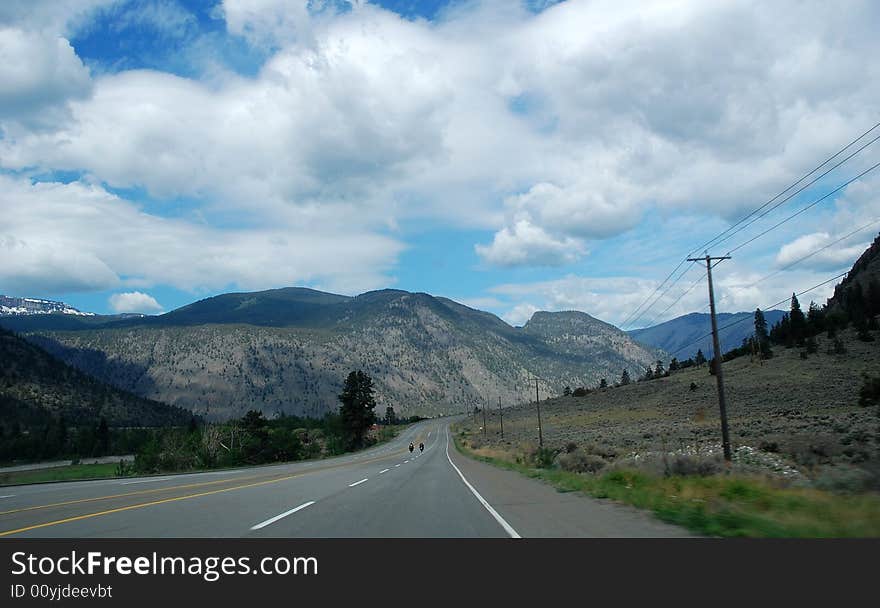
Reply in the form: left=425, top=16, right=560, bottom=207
left=455, top=433, right=880, bottom=537
left=123, top=370, right=419, bottom=476
left=1, top=370, right=421, bottom=486
left=0, top=463, right=120, bottom=487
left=453, top=252, right=880, bottom=537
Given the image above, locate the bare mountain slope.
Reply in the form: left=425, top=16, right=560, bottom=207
left=9, top=289, right=662, bottom=420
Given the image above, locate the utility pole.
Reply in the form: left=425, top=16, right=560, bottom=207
left=533, top=378, right=544, bottom=449
left=498, top=395, right=504, bottom=439
left=687, top=253, right=732, bottom=461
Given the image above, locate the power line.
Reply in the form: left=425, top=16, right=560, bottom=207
left=619, top=258, right=691, bottom=329
left=641, top=270, right=707, bottom=328
left=640, top=257, right=727, bottom=327
left=617, top=121, right=880, bottom=329
left=726, top=161, right=880, bottom=255
left=697, top=130, right=880, bottom=254
left=736, top=219, right=880, bottom=289
left=624, top=260, right=699, bottom=329
left=669, top=270, right=850, bottom=358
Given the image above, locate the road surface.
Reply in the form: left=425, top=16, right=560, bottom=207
left=0, top=418, right=691, bottom=538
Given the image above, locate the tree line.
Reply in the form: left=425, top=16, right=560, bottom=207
left=132, top=370, right=422, bottom=474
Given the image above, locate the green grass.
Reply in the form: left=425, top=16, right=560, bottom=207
left=454, top=435, right=880, bottom=537
left=0, top=463, right=123, bottom=487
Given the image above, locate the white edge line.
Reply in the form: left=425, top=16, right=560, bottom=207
left=394, top=464, right=401, bottom=467
left=348, top=478, right=368, bottom=487
left=0, top=495, right=16, bottom=499
left=379, top=469, right=389, bottom=474
left=250, top=501, right=315, bottom=530
left=444, top=426, right=521, bottom=539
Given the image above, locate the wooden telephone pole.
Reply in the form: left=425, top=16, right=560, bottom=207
left=687, top=253, right=732, bottom=461
left=532, top=378, right=544, bottom=448
left=498, top=395, right=504, bottom=439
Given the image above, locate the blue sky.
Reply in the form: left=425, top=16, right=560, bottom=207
left=1, top=0, right=878, bottom=327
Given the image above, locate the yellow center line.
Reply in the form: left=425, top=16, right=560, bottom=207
left=0, top=472, right=272, bottom=517
left=0, top=473, right=304, bottom=537
left=0, top=445, right=412, bottom=536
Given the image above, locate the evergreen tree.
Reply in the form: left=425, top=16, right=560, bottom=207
left=384, top=405, right=397, bottom=425
left=338, top=370, right=377, bottom=450
left=695, top=349, right=707, bottom=366
left=599, top=378, right=608, bottom=389
left=620, top=369, right=631, bottom=385
left=790, top=293, right=806, bottom=344
left=654, top=360, right=665, bottom=377
left=806, top=301, right=825, bottom=335
left=563, top=386, right=572, bottom=396
left=754, top=308, right=768, bottom=343
left=96, top=416, right=109, bottom=455
left=668, top=358, right=680, bottom=372
left=644, top=366, right=654, bottom=381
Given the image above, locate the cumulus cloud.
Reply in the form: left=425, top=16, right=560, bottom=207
left=109, top=291, right=164, bottom=313
left=475, top=219, right=585, bottom=266
left=1, top=0, right=879, bottom=298
left=0, top=27, right=92, bottom=129
left=0, top=175, right=403, bottom=297
left=775, top=232, right=872, bottom=272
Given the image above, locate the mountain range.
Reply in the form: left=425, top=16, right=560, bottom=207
left=0, top=288, right=664, bottom=420
left=0, top=295, right=94, bottom=317
left=628, top=310, right=786, bottom=361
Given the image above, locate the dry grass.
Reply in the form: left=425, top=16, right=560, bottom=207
left=459, top=327, right=880, bottom=489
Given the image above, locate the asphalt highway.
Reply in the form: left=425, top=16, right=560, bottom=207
left=0, top=418, right=691, bottom=538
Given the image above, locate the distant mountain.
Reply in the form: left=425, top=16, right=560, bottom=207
left=628, top=310, right=786, bottom=361
left=0, top=327, right=192, bottom=430
left=0, top=295, right=94, bottom=317
left=3, top=288, right=662, bottom=420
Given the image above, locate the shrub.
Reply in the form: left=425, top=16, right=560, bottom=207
left=812, top=464, right=874, bottom=494
left=804, top=336, right=818, bottom=354
left=523, top=446, right=558, bottom=468
left=780, top=434, right=842, bottom=467
left=666, top=454, right=724, bottom=477
left=584, top=443, right=618, bottom=460
left=557, top=450, right=607, bottom=474
left=858, top=375, right=880, bottom=407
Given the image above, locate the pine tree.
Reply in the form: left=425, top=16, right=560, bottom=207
left=668, top=358, right=679, bottom=372
left=599, top=378, right=608, bottom=389
left=338, top=370, right=377, bottom=450
left=695, top=349, right=706, bottom=366
left=790, top=293, right=806, bottom=345
left=654, top=360, right=665, bottom=377
left=620, top=369, right=631, bottom=385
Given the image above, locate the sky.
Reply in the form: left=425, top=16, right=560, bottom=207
left=1, top=0, right=879, bottom=328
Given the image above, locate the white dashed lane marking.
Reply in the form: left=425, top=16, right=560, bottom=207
left=250, top=501, right=315, bottom=531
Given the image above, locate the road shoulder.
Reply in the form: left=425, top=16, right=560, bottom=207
left=448, top=434, right=697, bottom=538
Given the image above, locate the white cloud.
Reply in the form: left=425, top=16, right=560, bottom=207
left=476, top=219, right=586, bottom=267
left=1, top=0, right=879, bottom=296
left=109, top=291, right=164, bottom=313
left=0, top=27, right=92, bottom=129
left=775, top=232, right=871, bottom=272
left=0, top=175, right=404, bottom=297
